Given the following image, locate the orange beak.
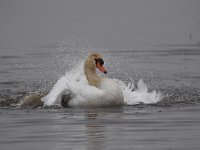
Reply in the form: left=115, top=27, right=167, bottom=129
left=96, top=62, right=107, bottom=74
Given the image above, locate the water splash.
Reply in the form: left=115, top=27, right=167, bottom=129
left=42, top=62, right=162, bottom=106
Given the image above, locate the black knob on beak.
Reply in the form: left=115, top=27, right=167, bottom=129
left=104, top=71, right=107, bottom=74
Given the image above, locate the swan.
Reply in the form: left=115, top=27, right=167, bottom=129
left=16, top=53, right=161, bottom=108
left=42, top=53, right=124, bottom=107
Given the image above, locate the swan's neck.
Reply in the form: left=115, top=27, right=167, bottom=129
left=84, top=63, right=101, bottom=87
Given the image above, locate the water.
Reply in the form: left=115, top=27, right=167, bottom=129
left=1, top=0, right=200, bottom=149
left=1, top=106, right=200, bottom=150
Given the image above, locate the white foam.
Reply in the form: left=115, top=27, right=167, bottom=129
left=118, top=79, right=162, bottom=105
left=42, top=62, right=162, bottom=106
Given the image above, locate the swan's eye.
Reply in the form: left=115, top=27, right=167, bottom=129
left=94, top=58, right=104, bottom=65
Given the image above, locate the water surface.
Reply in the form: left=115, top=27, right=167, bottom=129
left=1, top=106, right=200, bottom=150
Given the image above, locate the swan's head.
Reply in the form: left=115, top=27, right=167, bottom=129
left=84, top=53, right=107, bottom=87
left=88, top=53, right=107, bottom=74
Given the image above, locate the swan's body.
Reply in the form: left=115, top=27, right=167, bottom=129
left=42, top=53, right=124, bottom=107
left=65, top=76, right=124, bottom=107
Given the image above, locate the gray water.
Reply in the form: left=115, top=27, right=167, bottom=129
left=1, top=0, right=200, bottom=150
left=1, top=106, right=200, bottom=150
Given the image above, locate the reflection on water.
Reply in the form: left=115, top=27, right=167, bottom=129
left=52, top=108, right=124, bottom=150
left=85, top=112, right=105, bottom=150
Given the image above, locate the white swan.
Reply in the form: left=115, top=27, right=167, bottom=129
left=17, top=53, right=161, bottom=108
left=42, top=53, right=124, bottom=107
